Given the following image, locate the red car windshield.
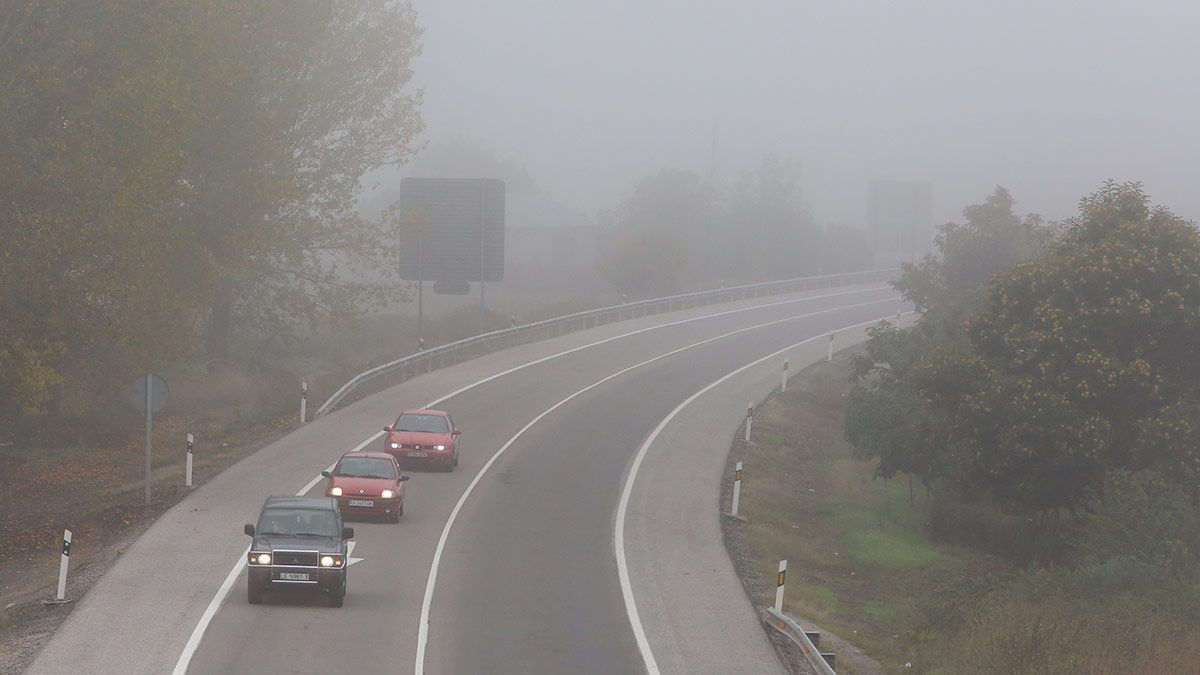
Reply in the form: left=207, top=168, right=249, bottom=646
left=335, top=457, right=397, bottom=479
left=393, top=414, right=449, bottom=434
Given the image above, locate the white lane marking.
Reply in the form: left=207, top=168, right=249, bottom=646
left=413, top=298, right=901, bottom=675
left=172, top=285, right=888, bottom=674
left=172, top=436, right=374, bottom=675
left=614, top=311, right=914, bottom=674
left=348, top=540, right=363, bottom=567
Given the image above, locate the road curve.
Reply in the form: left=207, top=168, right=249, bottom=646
left=27, top=284, right=901, bottom=675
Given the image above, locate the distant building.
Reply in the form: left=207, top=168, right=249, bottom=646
left=868, top=180, right=933, bottom=264
left=503, top=194, right=602, bottom=293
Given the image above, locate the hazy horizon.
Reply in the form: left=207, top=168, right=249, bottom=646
left=374, top=1, right=1200, bottom=227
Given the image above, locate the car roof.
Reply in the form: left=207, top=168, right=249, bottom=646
left=340, top=451, right=395, bottom=460
left=397, top=408, right=448, bottom=416
left=262, top=496, right=338, bottom=511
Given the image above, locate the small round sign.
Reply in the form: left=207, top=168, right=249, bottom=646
left=131, top=373, right=168, bottom=413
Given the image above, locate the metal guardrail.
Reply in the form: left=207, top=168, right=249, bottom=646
left=763, top=607, right=837, bottom=675
left=314, top=268, right=899, bottom=418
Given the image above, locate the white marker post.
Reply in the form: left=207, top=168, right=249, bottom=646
left=744, top=402, right=754, bottom=442
left=56, top=529, right=71, bottom=602
left=511, top=315, right=517, bottom=328
left=781, top=359, right=789, bottom=392
left=185, top=433, right=194, bottom=488
left=827, top=333, right=835, bottom=362
left=775, top=558, right=787, bottom=612
left=300, top=381, right=308, bottom=424
left=731, top=461, right=743, bottom=517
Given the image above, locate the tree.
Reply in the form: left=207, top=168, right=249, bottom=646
left=598, top=169, right=716, bottom=295
left=189, top=0, right=424, bottom=364
left=895, top=186, right=1049, bottom=314
left=724, top=154, right=819, bottom=280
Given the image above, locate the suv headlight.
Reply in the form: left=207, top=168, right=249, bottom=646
left=319, top=555, right=344, bottom=567
left=249, top=552, right=271, bottom=565
left=329, top=486, right=343, bottom=496
left=381, top=489, right=395, bottom=499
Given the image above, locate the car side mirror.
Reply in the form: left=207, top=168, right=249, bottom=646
left=451, top=429, right=461, bottom=436
left=244, top=524, right=255, bottom=537
left=399, top=475, right=411, bottom=482
left=321, top=470, right=331, bottom=478
left=342, top=526, right=354, bottom=539
left=383, top=425, right=392, bottom=432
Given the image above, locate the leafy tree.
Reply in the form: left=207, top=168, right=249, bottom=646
left=945, top=182, right=1200, bottom=512
left=598, top=169, right=715, bottom=295
left=724, top=154, right=820, bottom=280
left=895, top=186, right=1049, bottom=314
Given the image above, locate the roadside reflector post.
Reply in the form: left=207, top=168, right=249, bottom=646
left=745, top=402, right=754, bottom=442
left=300, top=381, right=308, bottom=424
left=781, top=359, right=789, bottom=392
left=731, top=461, right=743, bottom=517
left=827, top=333, right=835, bottom=362
left=185, top=433, right=194, bottom=487
left=44, top=529, right=72, bottom=605
left=775, top=559, right=787, bottom=612
left=511, top=314, right=517, bottom=328
left=896, top=309, right=902, bottom=322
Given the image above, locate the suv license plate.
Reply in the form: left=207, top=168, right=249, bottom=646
left=280, top=572, right=310, bottom=581
left=348, top=499, right=374, bottom=507
left=407, top=451, right=427, bottom=458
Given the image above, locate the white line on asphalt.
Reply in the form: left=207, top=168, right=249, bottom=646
left=171, top=285, right=889, bottom=674
left=613, top=311, right=913, bottom=674
left=413, top=298, right=901, bottom=674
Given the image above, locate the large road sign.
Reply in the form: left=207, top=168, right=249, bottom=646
left=131, top=373, right=168, bottom=413
left=398, top=177, right=505, bottom=282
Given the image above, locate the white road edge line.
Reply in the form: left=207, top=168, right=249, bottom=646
left=614, top=311, right=914, bottom=674
left=170, top=284, right=890, bottom=675
left=413, top=298, right=900, bottom=675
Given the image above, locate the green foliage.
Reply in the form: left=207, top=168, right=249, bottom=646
left=848, top=181, right=1200, bottom=516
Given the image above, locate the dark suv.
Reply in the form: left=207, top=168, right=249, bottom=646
left=243, top=496, right=353, bottom=607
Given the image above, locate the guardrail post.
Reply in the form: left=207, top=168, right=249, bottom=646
left=731, top=461, right=743, bottom=516
left=781, top=359, right=789, bottom=392
left=185, top=433, right=194, bottom=487
left=744, top=403, right=753, bottom=442
left=775, top=559, right=786, bottom=612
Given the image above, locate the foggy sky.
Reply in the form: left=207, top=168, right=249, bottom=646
left=395, top=1, right=1199, bottom=227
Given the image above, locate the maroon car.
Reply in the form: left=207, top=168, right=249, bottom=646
left=383, top=409, right=461, bottom=471
left=322, top=451, right=410, bottom=523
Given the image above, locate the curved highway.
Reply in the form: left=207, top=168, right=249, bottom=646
left=28, top=283, right=903, bottom=675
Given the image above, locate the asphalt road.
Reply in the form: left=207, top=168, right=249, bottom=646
left=28, top=283, right=901, bottom=675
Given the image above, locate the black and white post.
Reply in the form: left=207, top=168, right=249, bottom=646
left=744, top=402, right=754, bottom=442
left=781, top=358, right=789, bottom=392
left=775, top=558, right=787, bottom=612
left=300, top=381, right=308, bottom=424
left=185, top=433, right=194, bottom=488
left=827, top=332, right=835, bottom=362
left=731, top=461, right=744, bottom=517
left=55, top=529, right=71, bottom=603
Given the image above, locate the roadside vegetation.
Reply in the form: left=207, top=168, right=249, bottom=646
left=738, top=182, right=1200, bottom=673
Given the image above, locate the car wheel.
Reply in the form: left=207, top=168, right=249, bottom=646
left=247, top=584, right=263, bottom=605
left=453, top=451, right=459, bottom=467
left=329, top=591, right=344, bottom=608
left=390, top=504, right=402, bottom=522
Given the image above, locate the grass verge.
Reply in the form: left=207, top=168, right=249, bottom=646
left=730, top=353, right=1200, bottom=674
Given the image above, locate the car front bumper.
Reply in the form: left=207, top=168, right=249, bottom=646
left=248, top=565, right=345, bottom=593
left=333, top=496, right=401, bottom=517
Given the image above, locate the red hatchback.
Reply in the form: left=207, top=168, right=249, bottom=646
left=383, top=409, right=461, bottom=471
left=322, top=452, right=410, bottom=523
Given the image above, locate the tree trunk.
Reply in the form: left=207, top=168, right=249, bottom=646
left=205, top=281, right=235, bottom=373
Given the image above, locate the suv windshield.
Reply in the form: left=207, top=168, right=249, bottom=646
left=335, top=457, right=397, bottom=479
left=393, top=413, right=449, bottom=434
left=257, top=507, right=339, bottom=537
